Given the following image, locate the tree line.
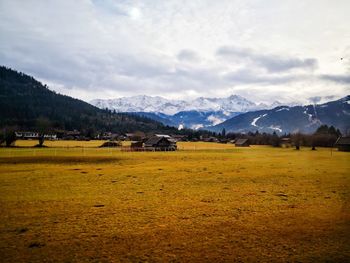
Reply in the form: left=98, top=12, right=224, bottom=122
left=219, top=125, right=343, bottom=149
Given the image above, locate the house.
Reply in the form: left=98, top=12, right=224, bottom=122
left=335, top=137, right=350, bottom=152
left=15, top=132, right=57, bottom=140
left=64, top=130, right=81, bottom=140
left=202, top=137, right=219, bottom=143
left=15, top=131, right=39, bottom=139
left=280, top=137, right=292, bottom=148
left=130, top=141, right=143, bottom=148
left=125, top=132, right=145, bottom=141
left=155, top=134, right=171, bottom=138
left=171, top=135, right=188, bottom=142
left=144, top=136, right=177, bottom=151
left=235, top=138, right=250, bottom=147
left=219, top=138, right=229, bottom=144
left=97, top=132, right=119, bottom=140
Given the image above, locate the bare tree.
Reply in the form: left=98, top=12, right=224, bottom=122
left=1, top=127, right=17, bottom=147
left=36, top=117, right=51, bottom=147
left=292, top=132, right=301, bottom=150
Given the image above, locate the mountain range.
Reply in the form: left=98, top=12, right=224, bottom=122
left=2, top=65, right=348, bottom=135
left=90, top=95, right=294, bottom=129
left=91, top=94, right=350, bottom=134
left=91, top=95, right=285, bottom=115
left=210, top=96, right=350, bottom=134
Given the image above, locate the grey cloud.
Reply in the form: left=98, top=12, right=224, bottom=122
left=177, top=50, right=200, bottom=62
left=223, top=69, right=304, bottom=85
left=308, top=96, right=322, bottom=104
left=320, top=74, right=350, bottom=84
left=0, top=0, right=348, bottom=103
left=216, top=46, right=318, bottom=73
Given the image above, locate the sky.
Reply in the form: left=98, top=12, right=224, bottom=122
left=0, top=0, right=350, bottom=104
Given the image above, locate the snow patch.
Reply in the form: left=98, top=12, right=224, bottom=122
left=91, top=94, right=263, bottom=115
left=343, top=110, right=350, bottom=116
left=303, top=110, right=313, bottom=122
left=269, top=125, right=282, bottom=133
left=207, top=115, right=224, bottom=126
left=276, top=107, right=289, bottom=112
left=191, top=124, right=204, bottom=130
left=251, top=114, right=267, bottom=127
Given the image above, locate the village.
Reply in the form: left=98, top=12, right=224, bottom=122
left=12, top=130, right=350, bottom=152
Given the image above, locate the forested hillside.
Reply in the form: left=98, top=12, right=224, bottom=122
left=0, top=66, right=178, bottom=134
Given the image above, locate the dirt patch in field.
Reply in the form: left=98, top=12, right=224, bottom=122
left=0, top=156, right=120, bottom=164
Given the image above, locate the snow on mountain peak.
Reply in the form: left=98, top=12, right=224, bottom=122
left=91, top=94, right=280, bottom=115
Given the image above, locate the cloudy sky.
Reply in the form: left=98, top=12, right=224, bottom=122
left=1, top=0, right=349, bottom=104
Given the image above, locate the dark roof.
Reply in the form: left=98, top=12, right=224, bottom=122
left=281, top=138, right=291, bottom=141
left=131, top=141, right=143, bottom=147
left=145, top=136, right=165, bottom=145
left=235, top=138, right=249, bottom=145
left=335, top=137, right=350, bottom=146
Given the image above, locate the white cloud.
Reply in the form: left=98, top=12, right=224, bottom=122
left=0, top=0, right=349, bottom=104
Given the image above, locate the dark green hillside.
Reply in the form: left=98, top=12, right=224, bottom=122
left=0, top=66, right=177, bottom=134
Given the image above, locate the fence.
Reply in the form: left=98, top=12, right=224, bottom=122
left=121, top=146, right=177, bottom=152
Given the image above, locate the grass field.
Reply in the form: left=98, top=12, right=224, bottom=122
left=0, top=142, right=349, bottom=262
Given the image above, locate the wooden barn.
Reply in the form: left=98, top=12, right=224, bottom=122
left=335, top=137, right=350, bottom=152
left=130, top=141, right=143, bottom=149
left=235, top=138, right=250, bottom=147
left=144, top=136, right=177, bottom=151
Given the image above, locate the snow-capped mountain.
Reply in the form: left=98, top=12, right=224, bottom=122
left=134, top=111, right=242, bottom=130
left=91, top=95, right=186, bottom=115
left=90, top=94, right=304, bottom=129
left=90, top=94, right=348, bottom=132
left=209, top=96, right=350, bottom=134
left=91, top=94, right=272, bottom=115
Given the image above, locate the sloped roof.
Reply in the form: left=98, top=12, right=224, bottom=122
left=155, top=134, right=171, bottom=138
left=335, top=137, right=350, bottom=145
left=145, top=136, right=165, bottom=145
left=235, top=138, right=249, bottom=145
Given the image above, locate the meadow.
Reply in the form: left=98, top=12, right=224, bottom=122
left=0, top=141, right=349, bottom=262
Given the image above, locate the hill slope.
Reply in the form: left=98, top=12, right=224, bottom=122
left=0, top=66, right=178, bottom=134
left=134, top=111, right=241, bottom=130
left=211, top=97, right=350, bottom=134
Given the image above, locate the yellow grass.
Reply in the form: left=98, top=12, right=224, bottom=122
left=15, top=139, right=107, bottom=148
left=0, top=142, right=349, bottom=262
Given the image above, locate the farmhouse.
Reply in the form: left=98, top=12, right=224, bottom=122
left=280, top=137, right=292, bottom=148
left=235, top=138, right=250, bottom=147
left=130, top=141, right=143, bottom=148
left=97, top=132, right=119, bottom=140
left=64, top=130, right=81, bottom=140
left=144, top=136, right=177, bottom=151
left=125, top=133, right=145, bottom=141
left=15, top=131, right=57, bottom=140
left=335, top=137, right=350, bottom=152
left=15, top=131, right=39, bottom=139
left=171, top=134, right=188, bottom=142
left=202, top=137, right=219, bottom=143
